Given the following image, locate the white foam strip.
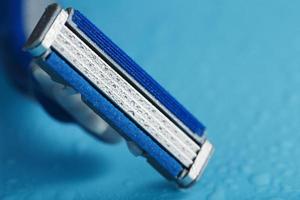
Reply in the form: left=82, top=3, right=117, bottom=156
left=52, top=26, right=200, bottom=167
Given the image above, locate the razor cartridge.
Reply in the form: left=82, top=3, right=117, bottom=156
left=24, top=4, right=213, bottom=187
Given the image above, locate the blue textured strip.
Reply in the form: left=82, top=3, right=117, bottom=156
left=71, top=10, right=206, bottom=136
left=45, top=52, right=183, bottom=178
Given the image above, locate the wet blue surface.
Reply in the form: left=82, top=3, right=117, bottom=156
left=1, top=0, right=300, bottom=199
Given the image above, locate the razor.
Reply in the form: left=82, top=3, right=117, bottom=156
left=24, top=3, right=213, bottom=187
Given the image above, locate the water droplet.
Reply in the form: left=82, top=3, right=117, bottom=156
left=208, top=186, right=226, bottom=200
left=1, top=194, right=19, bottom=200
left=123, top=180, right=134, bottom=187
left=54, top=190, right=76, bottom=200
left=250, top=173, right=271, bottom=187
left=241, top=165, right=253, bottom=175
left=6, top=159, right=16, bottom=166
left=6, top=178, right=18, bottom=186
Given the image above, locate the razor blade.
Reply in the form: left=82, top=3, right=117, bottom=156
left=24, top=3, right=213, bottom=187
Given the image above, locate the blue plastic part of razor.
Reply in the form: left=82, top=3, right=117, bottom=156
left=71, top=10, right=206, bottom=137
left=44, top=51, right=183, bottom=178
left=0, top=0, right=31, bottom=91
left=1, top=0, right=74, bottom=123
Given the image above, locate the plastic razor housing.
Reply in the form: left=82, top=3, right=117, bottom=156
left=24, top=3, right=214, bottom=188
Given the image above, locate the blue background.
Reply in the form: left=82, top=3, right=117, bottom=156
left=1, top=0, right=300, bottom=199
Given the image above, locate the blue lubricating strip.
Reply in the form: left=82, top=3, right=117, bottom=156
left=44, top=51, right=183, bottom=178
left=71, top=10, right=206, bottom=136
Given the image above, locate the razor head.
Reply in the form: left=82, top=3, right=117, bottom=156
left=24, top=3, right=213, bottom=187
